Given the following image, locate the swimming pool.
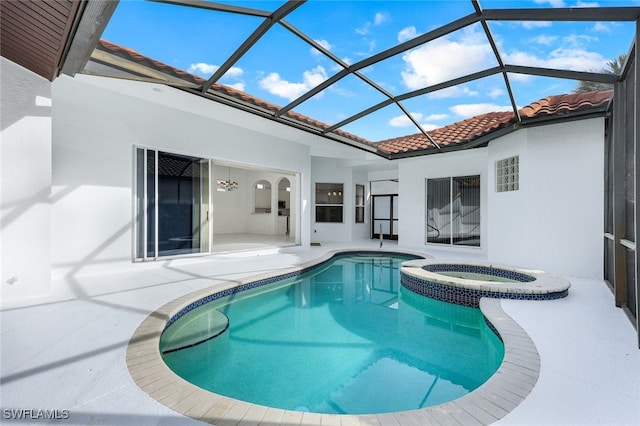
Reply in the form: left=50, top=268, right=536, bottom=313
left=159, top=253, right=504, bottom=414
left=127, top=249, right=542, bottom=424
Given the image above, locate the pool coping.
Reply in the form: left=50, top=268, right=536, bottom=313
left=402, top=259, right=571, bottom=296
left=126, top=249, right=541, bottom=425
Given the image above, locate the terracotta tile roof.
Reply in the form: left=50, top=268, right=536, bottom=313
left=519, top=90, right=613, bottom=118
left=376, top=90, right=613, bottom=155
left=95, top=40, right=373, bottom=147
left=376, top=111, right=515, bottom=155
left=98, top=39, right=206, bottom=86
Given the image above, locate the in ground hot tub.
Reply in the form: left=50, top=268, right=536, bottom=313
left=401, top=260, right=570, bottom=307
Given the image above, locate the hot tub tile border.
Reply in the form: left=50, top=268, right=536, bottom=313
left=423, top=263, right=536, bottom=282
left=401, top=260, right=571, bottom=307
left=401, top=273, right=568, bottom=307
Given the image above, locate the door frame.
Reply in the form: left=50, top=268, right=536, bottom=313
left=371, top=194, right=398, bottom=240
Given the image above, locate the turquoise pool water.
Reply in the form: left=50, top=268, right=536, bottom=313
left=161, top=254, right=504, bottom=415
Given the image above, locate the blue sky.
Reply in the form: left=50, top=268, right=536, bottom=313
left=101, top=0, right=637, bottom=141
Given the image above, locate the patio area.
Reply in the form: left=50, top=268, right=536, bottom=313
left=1, top=241, right=638, bottom=425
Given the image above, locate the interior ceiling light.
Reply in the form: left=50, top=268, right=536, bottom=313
left=217, top=167, right=238, bottom=191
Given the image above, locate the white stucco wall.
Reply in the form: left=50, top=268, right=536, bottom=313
left=1, top=58, right=53, bottom=303
left=311, top=157, right=373, bottom=242
left=51, top=75, right=312, bottom=276
left=212, top=167, right=249, bottom=234
left=396, top=118, right=604, bottom=279
left=398, top=149, right=489, bottom=255
left=488, top=119, right=605, bottom=279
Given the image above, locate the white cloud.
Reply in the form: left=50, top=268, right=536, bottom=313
left=374, top=12, right=389, bottom=25
left=188, top=63, right=245, bottom=81
left=401, top=28, right=494, bottom=91
left=311, top=39, right=332, bottom=55
left=388, top=113, right=440, bottom=131
left=418, top=123, right=440, bottom=131
left=505, top=33, right=603, bottom=73
left=355, top=11, right=389, bottom=37
left=426, top=113, right=449, bottom=121
left=450, top=103, right=512, bottom=118
left=398, top=26, right=418, bottom=43
left=227, top=82, right=245, bottom=92
left=428, top=86, right=479, bottom=100
left=563, top=34, right=598, bottom=48
left=576, top=1, right=599, bottom=7
left=534, top=0, right=565, bottom=7
left=389, top=114, right=419, bottom=127
left=355, top=24, right=370, bottom=36
left=504, top=47, right=607, bottom=72
left=188, top=62, right=219, bottom=76
left=507, top=73, right=533, bottom=83
left=329, top=57, right=353, bottom=73
left=224, top=66, right=243, bottom=78
left=259, top=66, right=328, bottom=101
left=317, top=39, right=332, bottom=50
left=593, top=22, right=611, bottom=33
left=488, top=88, right=505, bottom=98
left=531, top=34, right=558, bottom=45
left=519, top=21, right=553, bottom=29
left=188, top=64, right=244, bottom=88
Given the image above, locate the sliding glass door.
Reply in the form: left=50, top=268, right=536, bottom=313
left=135, top=148, right=210, bottom=260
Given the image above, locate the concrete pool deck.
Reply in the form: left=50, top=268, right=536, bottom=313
left=1, top=240, right=639, bottom=425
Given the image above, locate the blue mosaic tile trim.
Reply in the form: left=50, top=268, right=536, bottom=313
left=423, top=264, right=535, bottom=282
left=332, top=251, right=421, bottom=262
left=163, top=269, right=304, bottom=331
left=400, top=273, right=568, bottom=309
left=163, top=251, right=423, bottom=332
left=484, top=317, right=503, bottom=342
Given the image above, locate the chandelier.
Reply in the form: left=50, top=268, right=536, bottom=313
left=217, top=167, right=238, bottom=191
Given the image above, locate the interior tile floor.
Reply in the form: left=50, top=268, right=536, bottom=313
left=1, top=240, right=638, bottom=425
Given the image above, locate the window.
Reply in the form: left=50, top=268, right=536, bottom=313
left=254, top=180, right=272, bottom=213
left=316, top=183, right=343, bottom=223
left=134, top=148, right=210, bottom=259
left=355, top=184, right=365, bottom=223
left=426, top=175, right=480, bottom=247
left=496, top=156, right=519, bottom=192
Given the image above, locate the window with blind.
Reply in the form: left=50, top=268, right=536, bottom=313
left=426, top=175, right=480, bottom=247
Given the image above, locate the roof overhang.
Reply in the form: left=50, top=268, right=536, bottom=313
left=0, top=0, right=117, bottom=81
